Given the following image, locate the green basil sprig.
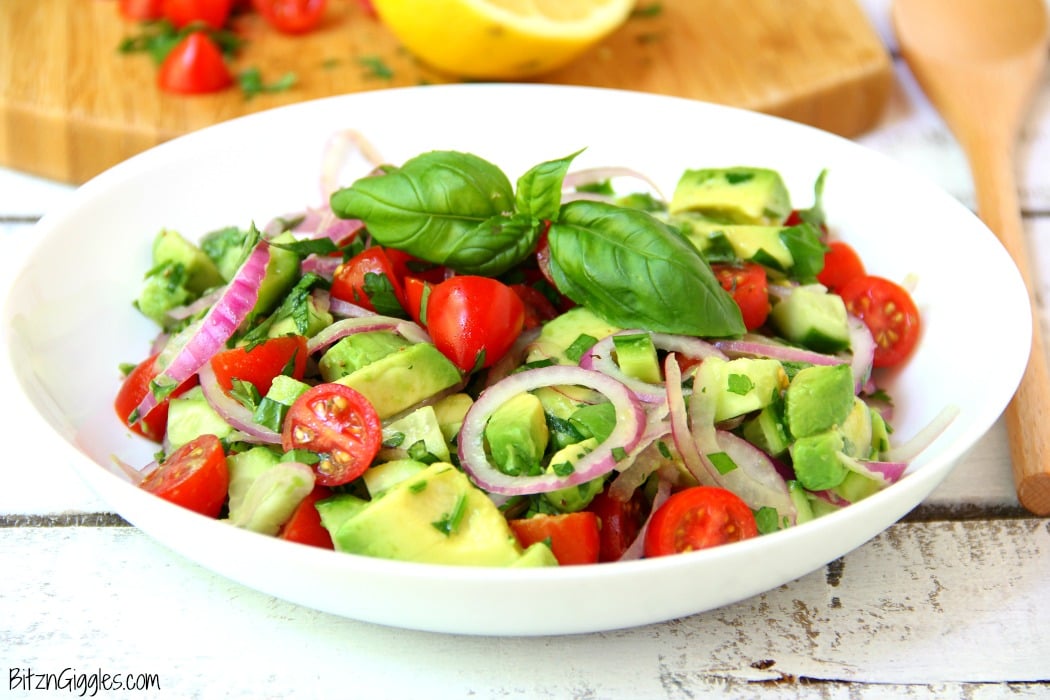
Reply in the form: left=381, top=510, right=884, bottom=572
left=548, top=201, right=744, bottom=337
left=330, top=149, right=745, bottom=337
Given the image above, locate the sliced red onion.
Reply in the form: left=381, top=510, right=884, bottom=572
left=301, top=254, right=344, bottom=281
left=810, top=488, right=851, bottom=509
left=862, top=461, right=909, bottom=484
left=563, top=166, right=668, bottom=202
left=165, top=287, right=224, bottom=322
left=306, top=315, right=427, bottom=355
left=665, top=356, right=719, bottom=487
left=580, top=331, right=727, bottom=404
left=132, top=241, right=270, bottom=423
left=882, top=404, right=960, bottom=464
left=485, top=327, right=541, bottom=387
left=198, top=361, right=281, bottom=444
left=715, top=334, right=844, bottom=367
left=321, top=128, right=385, bottom=200
left=846, top=314, right=875, bottom=393
left=616, top=476, right=673, bottom=562
left=458, top=366, right=646, bottom=495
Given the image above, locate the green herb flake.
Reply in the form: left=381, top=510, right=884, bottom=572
left=281, top=449, right=320, bottom=465
left=726, top=172, right=755, bottom=185
left=431, top=494, right=467, bottom=535
left=657, top=440, right=673, bottom=460
left=753, top=506, right=782, bottom=534
left=359, top=55, right=394, bottom=80
left=611, top=446, right=627, bottom=462
left=551, top=461, right=575, bottom=477
left=409, top=479, right=428, bottom=493
left=707, top=451, right=738, bottom=475
left=565, top=333, right=599, bottom=363
left=362, top=271, right=408, bottom=318
left=631, top=2, right=663, bottom=18
left=238, top=67, right=297, bottom=100
left=383, top=432, right=406, bottom=448
left=726, top=373, right=755, bottom=396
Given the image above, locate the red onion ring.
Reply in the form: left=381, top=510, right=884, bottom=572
left=197, top=361, right=281, bottom=444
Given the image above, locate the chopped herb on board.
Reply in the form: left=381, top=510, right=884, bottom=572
left=238, top=68, right=297, bottom=99
left=359, top=55, right=394, bottom=80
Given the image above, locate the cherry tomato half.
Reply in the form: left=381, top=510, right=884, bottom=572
left=157, top=31, right=233, bottom=95
left=838, top=275, right=921, bottom=368
left=817, top=240, right=867, bottom=293
left=114, top=353, right=198, bottom=442
left=510, top=283, right=559, bottom=330
left=711, top=262, right=769, bottom=331
left=162, top=0, right=233, bottom=29
left=119, top=0, right=166, bottom=20
left=508, top=512, right=600, bottom=566
left=252, top=0, right=327, bottom=34
left=209, top=335, right=308, bottom=397
left=330, top=247, right=407, bottom=315
left=644, top=486, right=758, bottom=557
left=282, top=383, right=382, bottom=486
left=425, top=275, right=525, bottom=372
left=140, top=434, right=229, bottom=517
left=278, top=485, right=335, bottom=549
left=588, top=488, right=647, bottom=562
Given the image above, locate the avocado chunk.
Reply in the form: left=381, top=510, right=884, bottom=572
left=331, top=462, right=529, bottom=566
left=681, top=222, right=795, bottom=271
left=267, top=293, right=334, bottom=339
left=134, top=265, right=195, bottom=328
left=333, top=342, right=463, bottom=419
left=542, top=475, right=605, bottom=512
left=252, top=374, right=310, bottom=433
left=379, top=405, right=451, bottom=464
left=319, top=330, right=412, bottom=382
left=613, top=332, right=661, bottom=383
left=485, top=392, right=550, bottom=476
left=790, top=429, right=848, bottom=491
left=527, top=306, right=620, bottom=366
left=784, top=363, right=854, bottom=439
left=362, top=458, right=429, bottom=498
left=431, top=393, right=474, bottom=443
left=669, top=167, right=792, bottom=225
left=511, top=542, right=560, bottom=567
left=152, top=229, right=226, bottom=294
left=695, top=356, right=787, bottom=422
left=839, top=397, right=874, bottom=458
left=769, top=285, right=851, bottom=353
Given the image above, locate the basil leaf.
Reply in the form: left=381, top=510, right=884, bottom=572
left=515, top=150, right=582, bottom=220
left=447, top=212, right=544, bottom=276
left=780, top=222, right=826, bottom=282
left=329, top=151, right=517, bottom=273
left=548, top=201, right=745, bottom=337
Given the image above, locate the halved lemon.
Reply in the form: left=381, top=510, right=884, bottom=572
left=371, top=0, right=636, bottom=79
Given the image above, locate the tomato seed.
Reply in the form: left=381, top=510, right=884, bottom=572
left=331, top=449, right=352, bottom=465
left=293, top=425, right=315, bottom=443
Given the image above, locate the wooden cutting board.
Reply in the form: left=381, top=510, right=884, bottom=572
left=0, top=0, right=893, bottom=185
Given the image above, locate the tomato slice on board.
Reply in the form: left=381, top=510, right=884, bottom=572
left=643, top=486, right=758, bottom=557
left=114, top=353, right=198, bottom=442
left=140, top=434, right=229, bottom=517
left=209, top=335, right=308, bottom=397
left=425, top=275, right=525, bottom=372
left=588, top=489, right=647, bottom=562
left=508, top=512, right=601, bottom=566
left=838, top=275, right=921, bottom=369
left=162, top=0, right=233, bottom=28
left=282, top=383, right=382, bottom=486
left=817, top=240, right=867, bottom=293
left=252, top=0, right=327, bottom=34
left=330, top=247, right=407, bottom=315
left=278, top=485, right=335, bottom=549
left=157, top=31, right=233, bottom=95
left=711, top=262, right=770, bottom=331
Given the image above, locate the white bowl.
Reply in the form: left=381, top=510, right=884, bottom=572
left=1, top=84, right=1030, bottom=636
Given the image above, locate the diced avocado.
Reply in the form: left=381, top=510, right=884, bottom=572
left=152, top=229, right=225, bottom=294
left=568, top=401, right=616, bottom=442
left=870, top=408, right=891, bottom=457
left=790, top=429, right=848, bottom=491
left=613, top=332, right=661, bottom=383
left=253, top=233, right=301, bottom=318
left=134, top=265, right=194, bottom=327
left=526, top=306, right=620, bottom=365
left=511, top=542, right=560, bottom=567
left=165, top=387, right=233, bottom=450
left=252, top=375, right=311, bottom=433
left=332, top=462, right=527, bottom=566
left=742, top=403, right=791, bottom=458
left=334, top=342, right=463, bottom=419
left=226, top=461, right=315, bottom=535
left=784, top=363, right=854, bottom=439
left=534, top=386, right=578, bottom=420
left=547, top=437, right=599, bottom=481
left=831, top=469, right=883, bottom=504
left=226, top=445, right=282, bottom=516
left=769, top=286, right=850, bottom=353
left=681, top=223, right=795, bottom=271
left=542, top=475, right=605, bottom=512
left=267, top=294, right=334, bottom=339
left=319, top=330, right=412, bottom=382
left=485, top=392, right=549, bottom=476
left=199, top=226, right=249, bottom=282
left=380, top=405, right=451, bottom=464
left=695, top=356, right=787, bottom=422
left=839, top=398, right=874, bottom=459
left=362, top=458, right=429, bottom=498
left=315, top=492, right=370, bottom=534
left=431, top=393, right=473, bottom=443
left=787, top=479, right=816, bottom=525
left=669, top=167, right=792, bottom=225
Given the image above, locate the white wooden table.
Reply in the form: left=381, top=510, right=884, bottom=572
left=3, top=2, right=1049, bottom=697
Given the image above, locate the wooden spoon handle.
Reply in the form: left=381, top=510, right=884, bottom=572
left=967, top=138, right=1050, bottom=514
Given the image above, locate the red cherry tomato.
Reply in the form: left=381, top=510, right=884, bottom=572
left=587, top=488, right=646, bottom=562
left=162, top=0, right=233, bottom=28
left=403, top=277, right=432, bottom=326
left=252, top=0, right=327, bottom=34
left=711, top=262, right=770, bottom=331
left=119, top=0, right=166, bottom=20
left=278, top=485, right=335, bottom=549
left=157, top=31, right=233, bottom=95
left=209, top=335, right=308, bottom=397
left=507, top=512, right=601, bottom=566
left=282, top=383, right=382, bottom=486
left=140, top=434, right=229, bottom=517
left=330, top=247, right=407, bottom=314
left=114, top=353, right=198, bottom=443
left=644, top=486, right=758, bottom=557
left=838, top=275, right=921, bottom=368
left=510, top=284, right=559, bottom=330
left=817, top=240, right=867, bottom=293
left=425, top=275, right=525, bottom=372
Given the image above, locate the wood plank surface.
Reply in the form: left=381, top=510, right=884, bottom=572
left=0, top=0, right=893, bottom=184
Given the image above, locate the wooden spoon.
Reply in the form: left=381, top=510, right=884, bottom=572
left=892, top=0, right=1050, bottom=514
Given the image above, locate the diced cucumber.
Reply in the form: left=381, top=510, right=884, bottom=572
left=166, top=387, right=233, bottom=451
left=769, top=286, right=850, bottom=353
left=613, top=332, right=661, bottom=383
